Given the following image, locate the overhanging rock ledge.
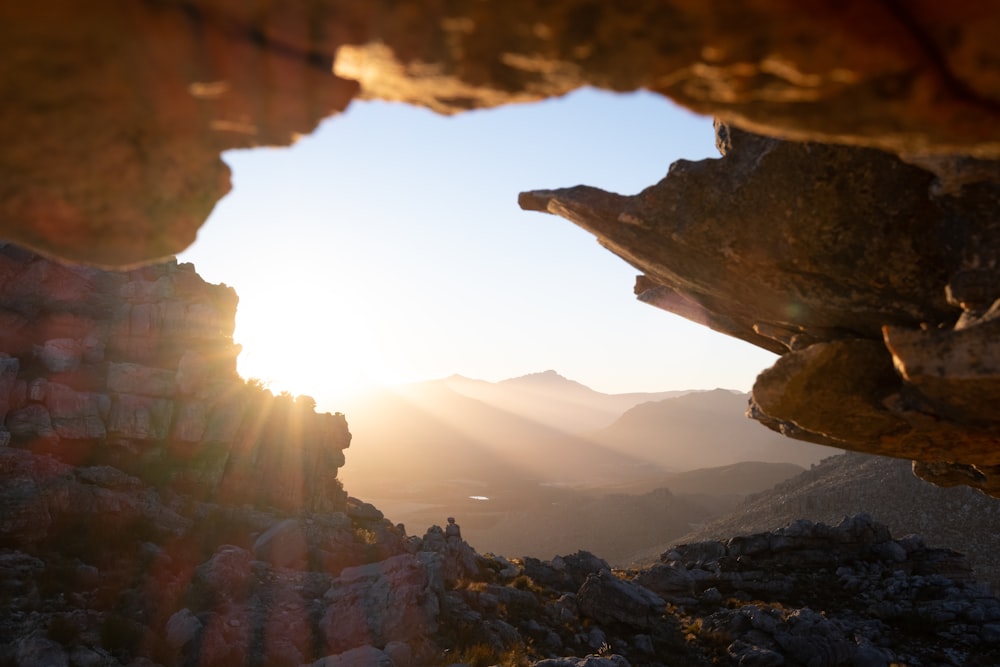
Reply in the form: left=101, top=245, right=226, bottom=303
left=521, top=122, right=1000, bottom=497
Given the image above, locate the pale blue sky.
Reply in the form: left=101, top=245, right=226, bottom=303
left=179, top=88, right=776, bottom=411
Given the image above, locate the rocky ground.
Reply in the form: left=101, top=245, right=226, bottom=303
left=3, top=248, right=1000, bottom=666
left=4, top=448, right=1000, bottom=667
left=660, top=452, right=1000, bottom=590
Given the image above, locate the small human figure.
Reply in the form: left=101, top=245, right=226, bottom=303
left=445, top=516, right=461, bottom=539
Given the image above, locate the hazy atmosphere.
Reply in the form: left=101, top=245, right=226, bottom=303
left=9, top=5, right=1000, bottom=666
left=179, top=90, right=777, bottom=410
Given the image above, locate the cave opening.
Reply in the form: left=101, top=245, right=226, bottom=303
left=176, top=89, right=777, bottom=412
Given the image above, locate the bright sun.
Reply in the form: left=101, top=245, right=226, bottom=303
left=231, top=287, right=411, bottom=412
left=178, top=93, right=775, bottom=412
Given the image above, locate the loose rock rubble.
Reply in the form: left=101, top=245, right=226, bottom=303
left=4, top=424, right=999, bottom=667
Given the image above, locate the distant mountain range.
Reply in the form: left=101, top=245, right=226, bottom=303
left=445, top=370, right=688, bottom=433
left=336, top=371, right=842, bottom=548
left=590, top=388, right=841, bottom=470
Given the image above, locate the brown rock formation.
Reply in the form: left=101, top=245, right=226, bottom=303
left=521, top=122, right=1000, bottom=497
left=5, top=1, right=1000, bottom=266
left=0, top=244, right=350, bottom=513
left=7, top=3, right=1000, bottom=491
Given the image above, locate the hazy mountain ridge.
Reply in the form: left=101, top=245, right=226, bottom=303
left=642, top=452, right=1000, bottom=587
left=590, top=389, right=841, bottom=470
left=445, top=369, right=689, bottom=433
left=337, top=374, right=837, bottom=540
left=338, top=378, right=667, bottom=496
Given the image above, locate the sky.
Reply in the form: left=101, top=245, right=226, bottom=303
left=177, top=88, right=777, bottom=412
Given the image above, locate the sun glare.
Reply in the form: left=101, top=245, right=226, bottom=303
left=232, top=299, right=411, bottom=412
left=179, top=90, right=775, bottom=411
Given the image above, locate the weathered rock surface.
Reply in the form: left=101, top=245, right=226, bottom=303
left=450, top=514, right=1000, bottom=667
left=5, top=407, right=1000, bottom=667
left=648, top=514, right=1000, bottom=666
left=5, top=2, right=1000, bottom=265
left=0, top=244, right=350, bottom=512
left=523, top=124, right=970, bottom=355
left=659, top=452, right=1000, bottom=590
left=7, top=3, right=1000, bottom=491
left=521, top=121, right=1000, bottom=497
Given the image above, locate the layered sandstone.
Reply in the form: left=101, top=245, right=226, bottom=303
left=0, top=244, right=350, bottom=513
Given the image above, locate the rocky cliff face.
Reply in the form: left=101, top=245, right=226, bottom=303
left=0, top=248, right=421, bottom=665
left=0, top=244, right=349, bottom=513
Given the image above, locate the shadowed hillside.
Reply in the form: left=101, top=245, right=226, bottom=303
left=635, top=452, right=1000, bottom=588
left=337, top=379, right=837, bottom=540
left=586, top=460, right=808, bottom=496
left=337, top=377, right=666, bottom=494
left=591, top=389, right=841, bottom=470
left=459, top=461, right=807, bottom=564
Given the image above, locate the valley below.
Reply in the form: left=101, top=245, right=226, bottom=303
left=337, top=373, right=841, bottom=563
left=339, top=372, right=1000, bottom=590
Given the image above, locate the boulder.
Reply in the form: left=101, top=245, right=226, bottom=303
left=533, top=657, right=631, bottom=667
left=577, top=570, right=664, bottom=629
left=6, top=404, right=56, bottom=443
left=633, top=563, right=695, bottom=599
left=253, top=519, right=310, bottom=570
left=192, top=546, right=256, bottom=603
left=321, top=554, right=441, bottom=654
left=35, top=338, right=82, bottom=373
left=14, top=637, right=69, bottom=667
left=164, top=608, right=202, bottom=651
left=347, top=497, right=385, bottom=523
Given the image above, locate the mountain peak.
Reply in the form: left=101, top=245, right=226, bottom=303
left=503, top=369, right=572, bottom=384
left=512, top=369, right=563, bottom=380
